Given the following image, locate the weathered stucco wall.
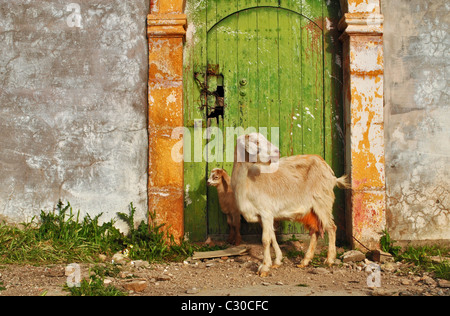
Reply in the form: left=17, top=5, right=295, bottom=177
left=383, top=0, right=450, bottom=241
left=0, top=0, right=149, bottom=229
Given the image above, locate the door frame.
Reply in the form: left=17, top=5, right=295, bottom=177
left=147, top=0, right=386, bottom=249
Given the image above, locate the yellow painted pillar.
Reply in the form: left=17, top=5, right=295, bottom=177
left=147, top=1, right=186, bottom=241
left=339, top=0, right=386, bottom=249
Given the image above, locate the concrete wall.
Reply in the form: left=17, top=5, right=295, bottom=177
left=383, top=0, right=450, bottom=242
left=0, top=0, right=149, bottom=229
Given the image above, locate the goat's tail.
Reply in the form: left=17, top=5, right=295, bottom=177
left=336, top=174, right=351, bottom=189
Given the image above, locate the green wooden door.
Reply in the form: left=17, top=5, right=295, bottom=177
left=184, top=0, right=344, bottom=242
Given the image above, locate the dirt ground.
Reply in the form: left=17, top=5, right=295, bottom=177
left=0, top=242, right=448, bottom=296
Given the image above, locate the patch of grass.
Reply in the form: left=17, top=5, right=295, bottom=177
left=286, top=249, right=304, bottom=259
left=64, top=265, right=127, bottom=296
left=116, top=203, right=194, bottom=263
left=91, top=263, right=121, bottom=279
left=0, top=201, right=196, bottom=265
left=430, top=261, right=450, bottom=280
left=380, top=229, right=402, bottom=257
left=380, top=231, right=450, bottom=280
left=399, top=245, right=450, bottom=280
left=296, top=283, right=309, bottom=287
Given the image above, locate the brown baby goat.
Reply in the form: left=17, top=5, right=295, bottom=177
left=207, top=168, right=242, bottom=246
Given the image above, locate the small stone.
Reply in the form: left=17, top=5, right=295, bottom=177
left=157, top=275, right=172, bottom=281
left=112, top=252, right=127, bottom=264
left=438, top=279, right=450, bottom=288
left=119, top=271, right=134, bottom=279
left=261, top=282, right=270, bottom=286
left=368, top=250, right=394, bottom=263
left=310, top=267, right=330, bottom=275
left=401, top=279, right=411, bottom=286
left=276, top=281, right=284, bottom=285
left=186, top=287, right=200, bottom=294
left=122, top=279, right=147, bottom=293
left=103, top=279, right=113, bottom=285
left=421, top=276, right=436, bottom=287
left=381, top=262, right=396, bottom=273
left=341, top=250, right=365, bottom=263
left=98, top=254, right=107, bottom=262
left=131, top=260, right=150, bottom=269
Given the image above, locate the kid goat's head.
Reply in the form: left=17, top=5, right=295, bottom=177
left=207, top=168, right=224, bottom=187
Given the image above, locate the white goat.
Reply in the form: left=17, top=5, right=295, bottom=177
left=231, top=133, right=350, bottom=277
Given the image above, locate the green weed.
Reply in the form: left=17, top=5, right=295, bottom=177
left=380, top=231, right=450, bottom=280
left=380, top=229, right=402, bottom=257
left=64, top=265, right=127, bottom=296
left=0, top=201, right=195, bottom=265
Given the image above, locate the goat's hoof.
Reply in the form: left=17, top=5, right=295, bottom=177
left=297, top=260, right=310, bottom=268
left=324, top=259, right=335, bottom=267
left=257, top=265, right=270, bottom=277
left=271, top=264, right=281, bottom=269
left=258, top=271, right=269, bottom=277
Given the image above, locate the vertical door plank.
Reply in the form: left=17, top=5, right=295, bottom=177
left=184, top=1, right=208, bottom=241
left=278, top=10, right=294, bottom=163
left=206, top=28, right=224, bottom=236
left=207, top=7, right=241, bottom=235
left=301, top=8, right=323, bottom=157
left=257, top=8, right=279, bottom=142
left=242, top=9, right=260, bottom=136
left=291, top=12, right=303, bottom=157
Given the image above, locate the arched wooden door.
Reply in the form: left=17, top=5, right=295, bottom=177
left=184, top=0, right=344, bottom=242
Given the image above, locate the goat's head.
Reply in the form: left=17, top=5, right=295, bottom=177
left=236, top=133, right=280, bottom=164
left=207, top=168, right=225, bottom=187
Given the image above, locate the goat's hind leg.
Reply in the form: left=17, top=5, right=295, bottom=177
left=324, top=223, right=337, bottom=266
left=297, top=232, right=318, bottom=268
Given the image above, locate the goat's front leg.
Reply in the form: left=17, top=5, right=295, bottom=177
left=270, top=227, right=282, bottom=269
left=257, top=218, right=274, bottom=277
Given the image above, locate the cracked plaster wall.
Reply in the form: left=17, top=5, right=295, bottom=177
left=383, top=0, right=450, bottom=241
left=0, top=0, right=149, bottom=230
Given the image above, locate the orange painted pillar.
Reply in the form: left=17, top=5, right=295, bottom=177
left=339, top=0, right=386, bottom=250
left=147, top=1, right=186, bottom=241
